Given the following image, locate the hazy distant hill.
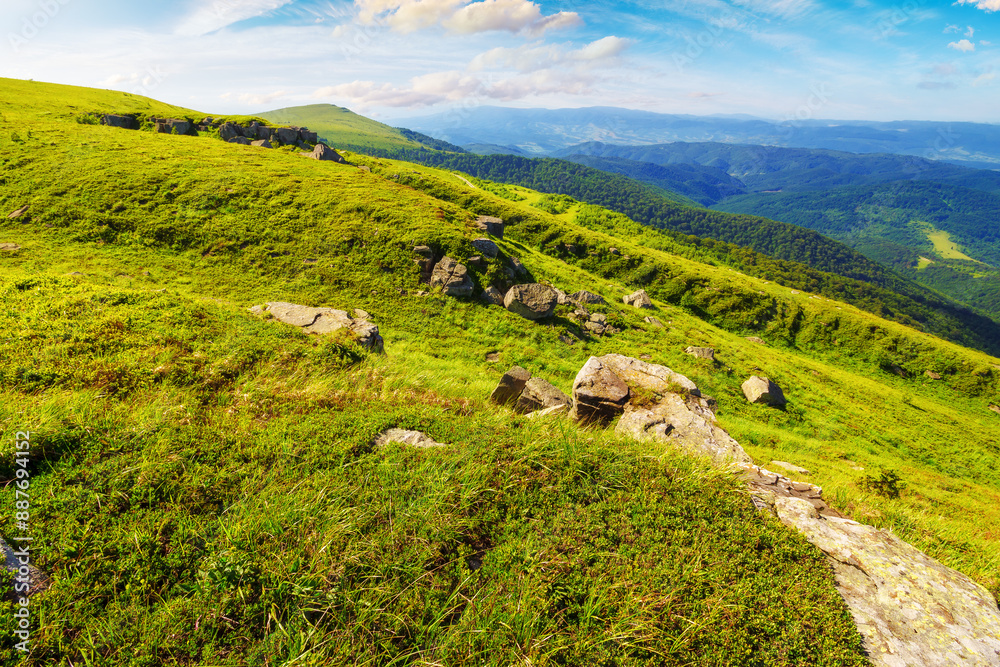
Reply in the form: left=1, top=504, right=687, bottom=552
left=394, top=106, right=1000, bottom=167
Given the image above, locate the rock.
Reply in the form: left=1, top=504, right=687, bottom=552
left=507, top=256, right=527, bottom=277
left=887, top=363, right=909, bottom=379
left=7, top=206, right=28, bottom=220
left=553, top=288, right=572, bottom=306
left=101, top=114, right=138, bottom=129
left=358, top=165, right=371, bottom=173
left=251, top=139, right=272, bottom=149
left=430, top=257, right=474, bottom=297
left=504, top=284, right=558, bottom=320
left=584, top=321, right=607, bottom=336
left=515, top=377, right=571, bottom=414
left=0, top=243, right=21, bottom=251
left=742, top=376, right=786, bottom=406
left=228, top=136, right=252, bottom=145
left=569, top=290, right=606, bottom=305
left=373, top=428, right=444, bottom=449
left=490, top=366, right=532, bottom=406
left=256, top=302, right=384, bottom=352
left=644, top=316, right=664, bottom=328
left=990, top=404, right=1000, bottom=416
left=558, top=334, right=575, bottom=345
left=925, top=370, right=942, bottom=380
left=299, top=128, right=319, bottom=144
left=218, top=122, right=242, bottom=141
left=1, top=536, right=50, bottom=598
left=569, top=357, right=631, bottom=424
left=525, top=404, right=569, bottom=420
left=623, top=289, right=653, bottom=309
left=311, top=144, right=346, bottom=163
left=474, top=215, right=504, bottom=239
left=616, top=393, right=752, bottom=464
left=159, top=119, right=191, bottom=135
left=745, top=336, right=766, bottom=345
left=597, top=354, right=699, bottom=397
left=776, top=496, right=1000, bottom=667
left=354, top=309, right=371, bottom=320
left=413, top=245, right=434, bottom=258
left=274, top=127, right=299, bottom=145
left=471, top=238, right=499, bottom=259
left=485, top=352, right=500, bottom=362
left=685, top=346, right=715, bottom=360
left=771, top=460, right=810, bottom=475
left=609, top=247, right=621, bottom=256
left=481, top=286, right=505, bottom=306
left=467, top=256, right=486, bottom=269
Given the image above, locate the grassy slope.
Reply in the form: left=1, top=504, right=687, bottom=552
left=0, top=78, right=999, bottom=664
left=258, top=104, right=425, bottom=152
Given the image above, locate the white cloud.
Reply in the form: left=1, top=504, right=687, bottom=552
left=237, top=90, right=290, bottom=106
left=576, top=35, right=631, bottom=61
left=468, top=36, right=631, bottom=72
left=966, top=26, right=976, bottom=38
left=175, top=0, right=295, bottom=36
left=948, top=39, right=976, bottom=52
left=944, top=24, right=961, bottom=33
left=981, top=39, right=993, bottom=46
left=954, top=0, right=1000, bottom=11
left=730, top=0, right=818, bottom=19
left=973, top=72, right=996, bottom=86
left=356, top=0, right=581, bottom=35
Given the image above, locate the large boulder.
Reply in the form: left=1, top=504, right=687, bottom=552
left=515, top=377, right=571, bottom=414
left=218, top=122, right=242, bottom=141
left=623, top=289, right=653, bottom=309
left=430, top=257, right=474, bottom=297
left=776, top=496, right=1000, bottom=667
left=742, top=376, right=786, bottom=406
left=569, top=357, right=631, bottom=424
left=254, top=302, right=384, bottom=352
left=569, top=290, right=606, bottom=305
left=311, top=144, right=346, bottom=163
left=504, top=284, right=558, bottom=320
left=616, top=393, right=751, bottom=465
left=474, top=215, right=504, bottom=239
left=102, top=114, right=138, bottom=129
left=274, top=127, right=300, bottom=145
left=299, top=128, right=319, bottom=144
left=599, top=353, right=699, bottom=396
left=489, top=366, right=532, bottom=406
left=158, top=119, right=191, bottom=135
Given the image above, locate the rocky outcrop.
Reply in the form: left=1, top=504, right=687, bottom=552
left=101, top=114, right=139, bottom=129
left=742, top=376, right=786, bottom=406
left=251, top=302, right=383, bottom=352
left=685, top=346, right=715, bottom=360
left=775, top=496, right=1000, bottom=667
left=157, top=119, right=192, bottom=135
left=471, top=238, right=499, bottom=259
left=474, top=215, right=504, bottom=239
left=431, top=257, right=474, bottom=297
left=413, top=246, right=435, bottom=283
left=569, top=290, right=606, bottom=305
left=274, top=127, right=299, bottom=145
left=373, top=428, right=445, bottom=449
left=623, top=289, right=653, bottom=309
left=504, top=284, right=558, bottom=320
left=311, top=144, right=346, bottom=163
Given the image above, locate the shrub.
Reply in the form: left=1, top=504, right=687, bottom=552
left=861, top=469, right=905, bottom=499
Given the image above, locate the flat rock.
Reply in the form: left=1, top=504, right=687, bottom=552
left=0, top=243, right=21, bottom=251
left=471, top=238, right=499, bottom=259
left=431, top=257, right=474, bottom=297
left=515, top=377, right=571, bottom=414
left=373, top=428, right=444, bottom=449
left=776, top=496, right=1000, bottom=667
left=504, top=284, right=558, bottom=320
left=742, top=375, right=786, bottom=406
left=616, top=394, right=752, bottom=464
left=256, top=302, right=384, bottom=351
left=569, top=290, right=606, bottom=305
left=685, top=346, right=715, bottom=360
left=569, top=356, right=630, bottom=424
left=490, top=366, right=531, bottom=406
left=102, top=114, right=138, bottom=129
left=623, top=289, right=653, bottom=309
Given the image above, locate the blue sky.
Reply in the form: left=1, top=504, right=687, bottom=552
left=1, top=0, right=997, bottom=122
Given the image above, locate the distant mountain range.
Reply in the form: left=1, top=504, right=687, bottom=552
left=393, top=106, right=1000, bottom=168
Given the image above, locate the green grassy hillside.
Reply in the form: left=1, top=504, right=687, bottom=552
left=2, top=78, right=1000, bottom=665
left=258, top=103, right=463, bottom=153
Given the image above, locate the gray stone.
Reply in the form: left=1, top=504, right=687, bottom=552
left=490, top=366, right=531, bottom=406
left=481, top=286, right=505, bottom=306
left=599, top=354, right=700, bottom=397
left=644, top=316, right=664, bottom=328
left=430, top=257, right=474, bottom=297
left=373, top=428, right=445, bottom=449
left=1, top=536, right=50, bottom=598
left=7, top=206, right=28, bottom=220
left=102, top=114, right=138, bottom=129
left=274, top=127, right=300, bottom=145
left=507, top=256, right=527, bottom=277
left=257, top=302, right=383, bottom=352
left=299, top=128, right=319, bottom=144
left=251, top=139, right=272, bottom=149
left=228, top=136, right=252, bottom=145
left=925, top=370, right=942, bottom=380
left=218, top=122, right=242, bottom=141
left=745, top=336, right=766, bottom=345
left=615, top=393, right=752, bottom=465
left=569, top=290, right=606, bottom=305
left=311, top=144, right=346, bottom=163
left=569, top=356, right=630, bottom=424
left=474, top=215, right=504, bottom=239
left=775, top=496, right=1000, bottom=667
left=742, top=376, right=786, bottom=406
left=504, top=284, right=558, bottom=320
left=685, top=346, right=715, bottom=360
left=159, top=119, right=191, bottom=135
left=609, top=247, right=621, bottom=256
left=515, top=377, right=571, bottom=414
left=471, top=238, right=499, bottom=259
left=413, top=245, right=434, bottom=258
left=623, top=289, right=653, bottom=309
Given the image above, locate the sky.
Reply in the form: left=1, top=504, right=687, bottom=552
left=0, top=0, right=998, bottom=123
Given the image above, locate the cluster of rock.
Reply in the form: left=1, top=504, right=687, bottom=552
left=249, top=302, right=383, bottom=352
left=486, top=355, right=1000, bottom=665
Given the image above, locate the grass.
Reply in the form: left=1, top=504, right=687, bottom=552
left=257, top=104, right=427, bottom=152
left=1, top=76, right=999, bottom=664
left=914, top=220, right=980, bottom=263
